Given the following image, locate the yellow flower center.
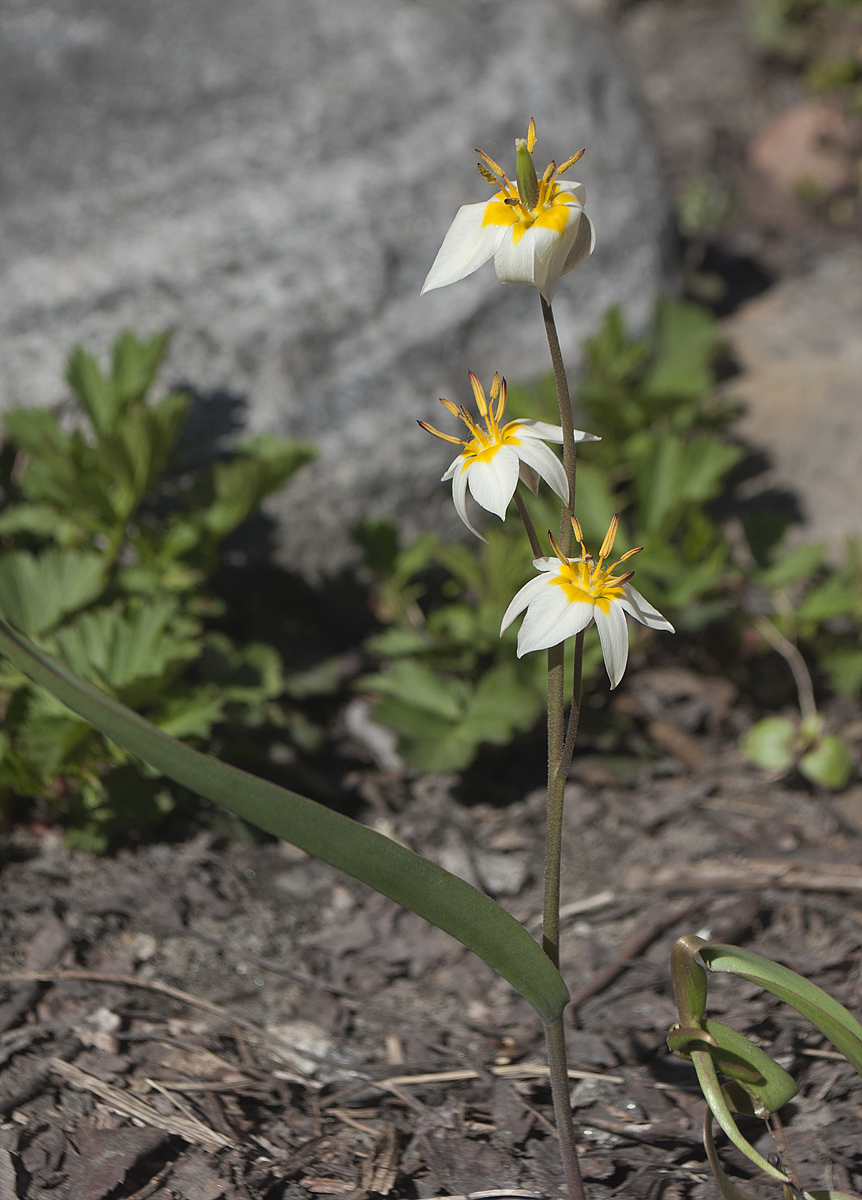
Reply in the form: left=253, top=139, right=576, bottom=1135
left=547, top=515, right=642, bottom=614
left=475, top=122, right=586, bottom=244
left=550, top=560, right=627, bottom=615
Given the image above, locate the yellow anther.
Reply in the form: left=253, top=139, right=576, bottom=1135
left=489, top=372, right=501, bottom=403
left=468, top=371, right=488, bottom=417
left=477, top=163, right=499, bottom=187
left=476, top=147, right=508, bottom=180
left=527, top=118, right=537, bottom=153
left=598, top=514, right=620, bottom=563
left=548, top=530, right=568, bottom=565
left=439, top=397, right=460, bottom=419
left=495, top=377, right=508, bottom=423
left=571, top=515, right=585, bottom=544
left=417, top=420, right=463, bottom=446
left=557, top=148, right=586, bottom=176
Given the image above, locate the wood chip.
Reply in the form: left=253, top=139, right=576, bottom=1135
left=49, top=1058, right=235, bottom=1151
left=626, top=858, right=862, bottom=894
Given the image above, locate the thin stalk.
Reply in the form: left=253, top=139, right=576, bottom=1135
left=538, top=293, right=588, bottom=1198
left=540, top=296, right=576, bottom=554
left=514, top=485, right=543, bottom=559
left=544, top=1015, right=587, bottom=1200
left=754, top=616, right=817, bottom=721
left=544, top=641, right=566, bottom=967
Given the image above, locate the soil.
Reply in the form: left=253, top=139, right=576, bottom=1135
left=1, top=3, right=861, bottom=1198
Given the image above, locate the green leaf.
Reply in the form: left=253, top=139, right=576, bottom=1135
left=0, top=615, right=570, bottom=1023
left=759, top=541, right=827, bottom=588
left=642, top=299, right=722, bottom=401
left=2, top=408, right=69, bottom=456
left=202, top=437, right=316, bottom=540
left=111, top=330, right=172, bottom=407
left=740, top=716, right=796, bottom=770
left=0, top=550, right=105, bottom=637
left=151, top=687, right=226, bottom=739
left=701, top=1019, right=798, bottom=1113
left=0, top=504, right=83, bottom=545
left=65, top=347, right=116, bottom=436
left=50, top=598, right=200, bottom=700
left=820, top=648, right=862, bottom=698
left=359, top=660, right=466, bottom=722
left=697, top=942, right=862, bottom=1073
left=799, top=734, right=854, bottom=790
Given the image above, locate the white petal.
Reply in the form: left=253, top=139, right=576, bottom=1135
left=619, top=584, right=675, bottom=632
left=421, top=203, right=506, bottom=294
left=510, top=419, right=564, bottom=443
left=492, top=225, right=538, bottom=288
left=530, top=210, right=584, bottom=302
left=466, top=446, right=519, bottom=519
left=451, top=461, right=485, bottom=540
left=561, top=211, right=596, bottom=277
left=594, top=601, right=630, bottom=689
left=500, top=572, right=553, bottom=635
left=516, top=586, right=593, bottom=657
left=513, top=437, right=568, bottom=504
left=533, top=556, right=564, bottom=573
left=441, top=454, right=461, bottom=482
left=555, top=181, right=587, bottom=206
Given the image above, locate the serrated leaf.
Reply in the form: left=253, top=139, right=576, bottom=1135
left=2, top=407, right=69, bottom=455
left=0, top=550, right=105, bottom=637
left=66, top=346, right=116, bottom=435
left=202, top=438, right=316, bottom=539
left=358, top=660, right=466, bottom=722
left=642, top=299, right=721, bottom=401
left=111, top=329, right=171, bottom=407
left=50, top=599, right=200, bottom=699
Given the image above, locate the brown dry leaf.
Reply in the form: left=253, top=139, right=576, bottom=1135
left=361, top=1123, right=398, bottom=1194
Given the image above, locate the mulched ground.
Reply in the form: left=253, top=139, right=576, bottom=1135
left=1, top=664, right=860, bottom=1199
left=2, top=3, right=861, bottom=1198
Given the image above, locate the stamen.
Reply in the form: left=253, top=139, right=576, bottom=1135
left=527, top=118, right=537, bottom=153
left=504, top=197, right=520, bottom=206
left=489, top=372, right=501, bottom=402
left=495, top=378, right=507, bottom=424
left=615, top=571, right=635, bottom=586
left=476, top=148, right=508, bottom=179
left=598, top=514, right=620, bottom=563
left=477, top=163, right=499, bottom=187
left=439, top=397, right=461, bottom=419
left=556, top=148, right=586, bottom=176
left=571, top=515, right=585, bottom=543
left=417, top=420, right=463, bottom=446
left=548, top=530, right=569, bottom=566
left=459, top=406, right=485, bottom=443
left=468, top=371, right=488, bottom=418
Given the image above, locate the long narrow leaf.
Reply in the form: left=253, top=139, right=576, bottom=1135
left=0, top=617, right=569, bottom=1022
left=699, top=944, right=862, bottom=1073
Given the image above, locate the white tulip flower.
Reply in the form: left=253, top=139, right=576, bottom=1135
left=421, top=119, right=596, bottom=304
left=420, top=372, right=599, bottom=540
left=500, top=515, right=674, bottom=687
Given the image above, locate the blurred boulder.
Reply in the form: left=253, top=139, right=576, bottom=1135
left=0, top=0, right=669, bottom=570
left=726, top=246, right=862, bottom=558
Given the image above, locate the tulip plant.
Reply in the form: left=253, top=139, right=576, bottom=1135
left=3, top=120, right=844, bottom=1197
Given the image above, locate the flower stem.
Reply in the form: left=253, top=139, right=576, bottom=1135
left=540, top=297, right=576, bottom=556
left=753, top=615, right=817, bottom=722
left=544, top=1015, right=587, bottom=1200
left=514, top=485, right=543, bottom=559
left=538, top=294, right=587, bottom=1198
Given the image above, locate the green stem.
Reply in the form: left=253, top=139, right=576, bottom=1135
left=544, top=1015, right=587, bottom=1200
left=514, top=485, right=542, bottom=558
left=539, top=293, right=588, bottom=1198
left=541, top=296, right=576, bottom=554
left=544, top=641, right=565, bottom=967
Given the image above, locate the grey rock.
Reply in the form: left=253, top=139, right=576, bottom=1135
left=0, top=0, right=669, bottom=571
left=725, top=246, right=862, bottom=559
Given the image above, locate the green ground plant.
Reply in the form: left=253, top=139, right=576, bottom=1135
left=356, top=299, right=859, bottom=778
left=0, top=330, right=316, bottom=847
